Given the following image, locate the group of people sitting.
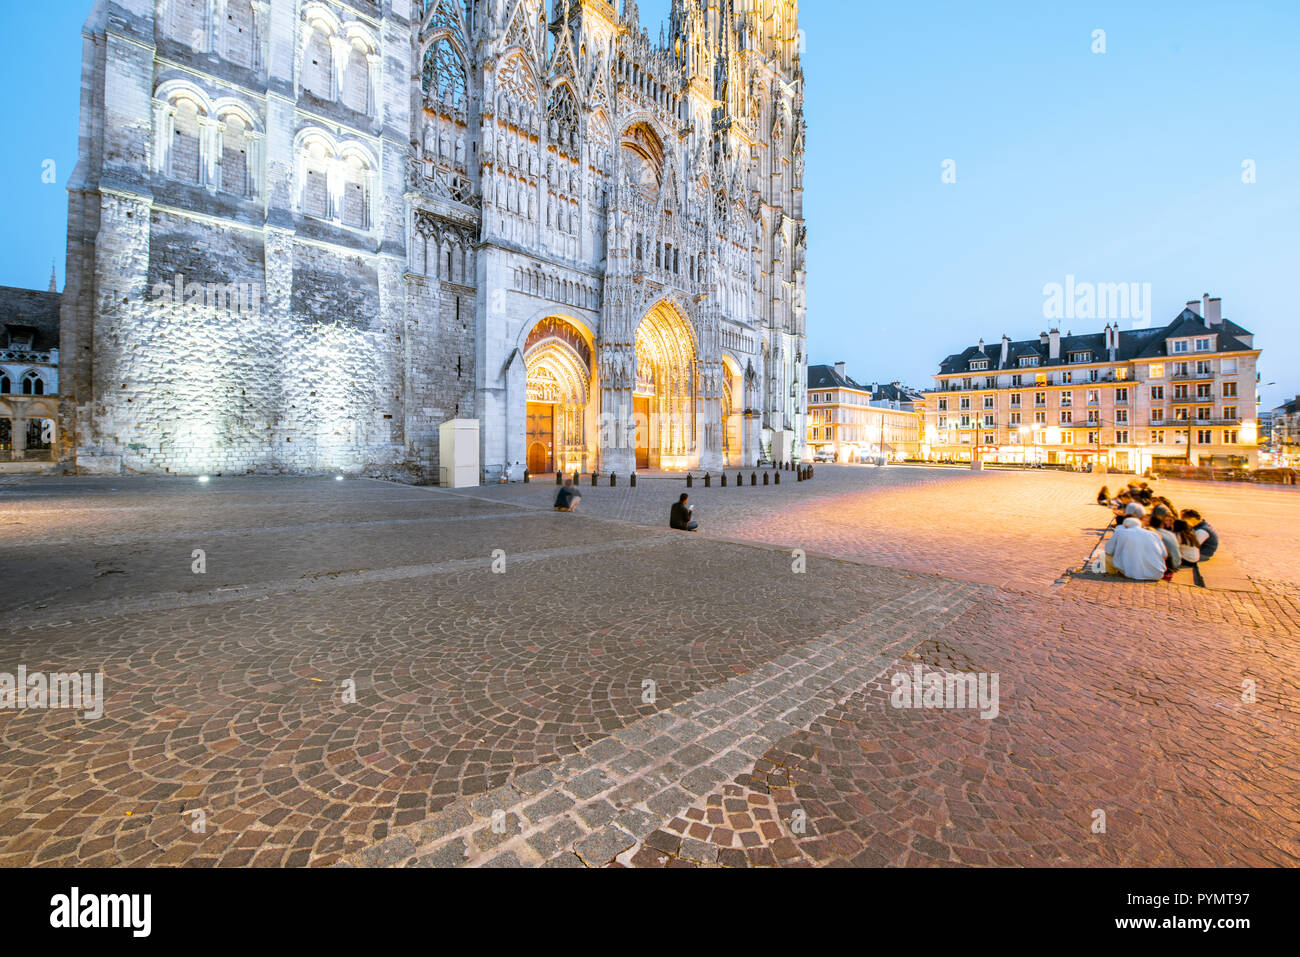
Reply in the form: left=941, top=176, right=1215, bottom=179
left=1097, top=482, right=1219, bottom=582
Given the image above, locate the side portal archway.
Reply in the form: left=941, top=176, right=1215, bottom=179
left=524, top=316, right=594, bottom=475
left=634, top=300, right=698, bottom=471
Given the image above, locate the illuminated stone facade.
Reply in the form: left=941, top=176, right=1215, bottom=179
left=61, top=0, right=806, bottom=478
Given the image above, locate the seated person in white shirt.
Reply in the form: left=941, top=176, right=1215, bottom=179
left=1103, top=516, right=1168, bottom=582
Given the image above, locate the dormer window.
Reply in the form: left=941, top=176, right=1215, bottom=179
left=1070, top=351, right=1091, bottom=363
left=1195, top=337, right=1212, bottom=351
left=1171, top=340, right=1190, bottom=354
left=1019, top=355, right=1039, bottom=367
left=970, top=359, right=989, bottom=371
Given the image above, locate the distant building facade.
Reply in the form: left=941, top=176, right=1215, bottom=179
left=807, top=362, right=921, bottom=461
left=0, top=284, right=61, bottom=466
left=1273, top=397, right=1300, bottom=467
left=925, top=295, right=1261, bottom=471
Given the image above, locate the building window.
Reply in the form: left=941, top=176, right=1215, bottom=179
left=1012, top=374, right=1022, bottom=387
left=1150, top=364, right=1164, bottom=378
left=937, top=416, right=947, bottom=429
left=1150, top=385, right=1163, bottom=400
left=225, top=0, right=257, bottom=68
left=983, top=395, right=994, bottom=409
left=1172, top=340, right=1190, bottom=354
left=1086, top=389, right=1099, bottom=404
left=1019, top=356, right=1038, bottom=367
left=1115, top=409, right=1128, bottom=424
left=1196, top=360, right=1213, bottom=375
left=1223, top=381, right=1238, bottom=398
left=984, top=434, right=995, bottom=445
left=0, top=373, right=9, bottom=393
left=1010, top=393, right=1021, bottom=406
left=342, top=40, right=373, bottom=115
left=1034, top=411, right=1046, bottom=424
left=21, top=371, right=45, bottom=395
left=937, top=398, right=947, bottom=412
left=1151, top=408, right=1164, bottom=423
left=959, top=397, right=970, bottom=411
left=1223, top=406, right=1237, bottom=421
left=1116, top=387, right=1128, bottom=402
left=303, top=22, right=334, bottom=100
left=1116, top=430, right=1129, bottom=444
left=1152, top=430, right=1164, bottom=444
left=1087, top=431, right=1099, bottom=444
left=1197, top=429, right=1213, bottom=444
left=1034, top=392, right=1046, bottom=407
left=220, top=113, right=250, bottom=196
left=1010, top=411, right=1021, bottom=425
left=1224, top=430, right=1239, bottom=444
left=1060, top=392, right=1073, bottom=407
left=1062, top=431, right=1074, bottom=445
left=1061, top=372, right=1073, bottom=384
left=1195, top=337, right=1211, bottom=351
left=1059, top=410, right=1071, bottom=424
left=983, top=415, right=994, bottom=428
left=970, top=360, right=988, bottom=371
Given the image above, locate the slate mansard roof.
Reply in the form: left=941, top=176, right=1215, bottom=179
left=807, top=365, right=924, bottom=403
left=936, top=308, right=1257, bottom=378
left=0, top=285, right=61, bottom=353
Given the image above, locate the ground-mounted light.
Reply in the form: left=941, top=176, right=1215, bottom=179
left=197, top=476, right=210, bottom=484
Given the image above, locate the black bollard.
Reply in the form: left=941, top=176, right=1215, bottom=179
left=774, top=471, right=780, bottom=485
left=751, top=472, right=757, bottom=486
left=737, top=472, right=743, bottom=487
left=704, top=472, right=711, bottom=487
left=686, top=473, right=694, bottom=488
left=573, top=470, right=580, bottom=486
left=721, top=473, right=727, bottom=487
left=763, top=472, right=770, bottom=486
left=556, top=471, right=563, bottom=485
left=610, top=473, right=617, bottom=487
left=592, top=471, right=599, bottom=487
left=630, top=473, right=637, bottom=487
left=524, top=469, right=531, bottom=484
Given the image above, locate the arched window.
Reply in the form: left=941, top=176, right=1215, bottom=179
left=422, top=40, right=467, bottom=111
left=0, top=373, right=10, bottom=393
left=0, top=419, right=10, bottom=452
left=171, top=98, right=203, bottom=183
left=26, top=419, right=51, bottom=451
left=224, top=0, right=256, bottom=68
left=301, top=140, right=331, bottom=219
left=303, top=23, right=334, bottom=99
left=21, top=371, right=44, bottom=396
left=220, top=113, right=250, bottom=196
left=340, top=154, right=371, bottom=229
left=341, top=40, right=371, bottom=114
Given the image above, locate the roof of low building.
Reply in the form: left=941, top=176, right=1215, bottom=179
left=936, top=308, right=1255, bottom=377
left=0, top=285, right=61, bottom=352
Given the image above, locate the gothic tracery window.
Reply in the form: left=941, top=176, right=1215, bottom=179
left=342, top=39, right=371, bottom=114
left=547, top=83, right=579, bottom=156
left=422, top=40, right=468, bottom=111
left=171, top=97, right=203, bottom=183
left=22, top=371, right=45, bottom=396
left=219, top=113, right=250, bottom=197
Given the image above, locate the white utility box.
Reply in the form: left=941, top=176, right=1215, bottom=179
left=439, top=418, right=480, bottom=488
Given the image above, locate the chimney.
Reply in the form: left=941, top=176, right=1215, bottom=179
left=1206, top=296, right=1222, bottom=326
left=1049, top=328, right=1061, bottom=360
left=834, top=361, right=846, bottom=379
left=1039, top=331, right=1049, bottom=347
left=1000, top=334, right=1009, bottom=367
left=977, top=337, right=985, bottom=354
left=1186, top=300, right=1200, bottom=315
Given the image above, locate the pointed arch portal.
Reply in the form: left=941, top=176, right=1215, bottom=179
left=525, top=316, right=593, bottom=475
left=634, top=300, right=698, bottom=471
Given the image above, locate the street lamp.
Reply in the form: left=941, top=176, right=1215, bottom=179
left=1019, top=425, right=1031, bottom=465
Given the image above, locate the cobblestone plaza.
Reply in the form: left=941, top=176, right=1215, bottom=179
left=1, top=466, right=1297, bottom=867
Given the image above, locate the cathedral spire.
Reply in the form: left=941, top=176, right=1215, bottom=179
left=49, top=261, right=57, bottom=293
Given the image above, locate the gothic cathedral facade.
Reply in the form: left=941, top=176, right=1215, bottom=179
left=60, top=0, right=807, bottom=479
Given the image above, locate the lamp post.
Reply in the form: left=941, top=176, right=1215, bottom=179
left=1019, top=425, right=1031, bottom=466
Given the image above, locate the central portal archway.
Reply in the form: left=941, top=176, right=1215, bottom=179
left=525, top=316, right=593, bottom=474
left=634, top=301, right=698, bottom=471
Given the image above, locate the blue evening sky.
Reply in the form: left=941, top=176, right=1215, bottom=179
left=3, top=1, right=1298, bottom=408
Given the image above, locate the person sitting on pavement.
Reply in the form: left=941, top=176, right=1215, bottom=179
left=1180, top=509, right=1219, bottom=560
left=1096, top=485, right=1113, bottom=506
left=554, top=479, right=581, bottom=513
left=1173, top=519, right=1201, bottom=565
left=1147, top=513, right=1183, bottom=580
left=1104, top=516, right=1168, bottom=581
left=670, top=493, right=699, bottom=532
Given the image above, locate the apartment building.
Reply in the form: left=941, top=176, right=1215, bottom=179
left=1273, top=397, right=1300, bottom=467
left=807, top=363, right=922, bottom=462
left=925, top=295, right=1261, bottom=472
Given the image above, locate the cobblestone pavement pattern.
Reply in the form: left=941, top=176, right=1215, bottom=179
left=1, top=467, right=1296, bottom=866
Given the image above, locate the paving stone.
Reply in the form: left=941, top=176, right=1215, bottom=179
left=573, top=828, right=636, bottom=867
